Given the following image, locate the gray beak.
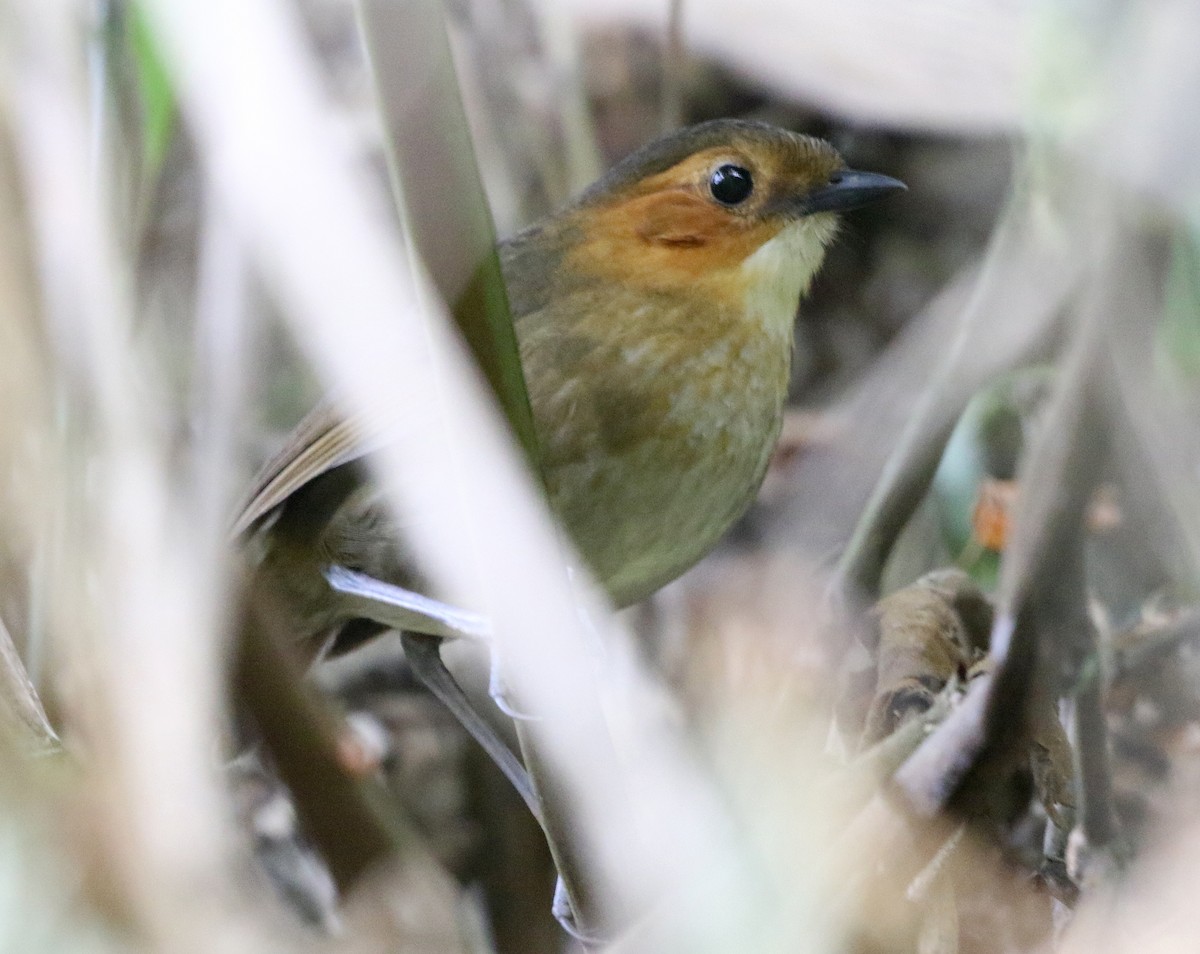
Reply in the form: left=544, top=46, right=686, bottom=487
left=797, top=169, right=906, bottom=215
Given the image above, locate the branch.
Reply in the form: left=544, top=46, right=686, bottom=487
left=234, top=576, right=470, bottom=954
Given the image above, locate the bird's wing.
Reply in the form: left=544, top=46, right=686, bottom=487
left=232, top=402, right=388, bottom=537
left=234, top=228, right=566, bottom=539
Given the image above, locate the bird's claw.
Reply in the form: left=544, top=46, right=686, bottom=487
left=552, top=877, right=605, bottom=947
left=487, top=651, right=539, bottom=722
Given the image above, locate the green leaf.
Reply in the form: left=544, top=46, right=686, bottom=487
left=130, top=4, right=176, bottom=190
left=932, top=368, right=1054, bottom=589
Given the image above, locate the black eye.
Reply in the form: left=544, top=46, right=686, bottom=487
left=709, top=164, right=753, bottom=205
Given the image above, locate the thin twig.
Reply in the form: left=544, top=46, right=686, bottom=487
left=1108, top=610, right=1200, bottom=678
left=538, top=7, right=604, bottom=198
left=660, top=0, right=685, bottom=133
left=0, top=614, right=58, bottom=753
left=1073, top=660, right=1118, bottom=850
left=1061, top=225, right=1174, bottom=856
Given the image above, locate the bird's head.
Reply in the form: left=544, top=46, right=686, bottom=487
left=560, top=119, right=904, bottom=315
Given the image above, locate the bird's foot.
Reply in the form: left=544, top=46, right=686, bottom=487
left=487, top=652, right=540, bottom=722
left=552, top=877, right=605, bottom=948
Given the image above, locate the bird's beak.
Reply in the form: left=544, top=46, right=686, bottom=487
left=795, top=169, right=906, bottom=216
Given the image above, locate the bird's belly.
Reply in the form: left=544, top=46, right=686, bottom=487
left=544, top=365, right=785, bottom=607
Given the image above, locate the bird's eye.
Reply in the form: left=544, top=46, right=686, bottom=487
left=709, top=164, right=753, bottom=205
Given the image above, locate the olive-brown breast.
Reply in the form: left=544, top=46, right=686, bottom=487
left=507, top=216, right=816, bottom=605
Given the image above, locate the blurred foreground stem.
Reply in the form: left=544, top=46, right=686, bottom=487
left=356, top=0, right=605, bottom=936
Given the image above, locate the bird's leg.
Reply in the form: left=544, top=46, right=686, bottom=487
left=324, top=564, right=603, bottom=935
left=398, top=631, right=541, bottom=822
left=486, top=650, right=538, bottom=722
left=323, top=564, right=538, bottom=718
left=324, top=564, right=491, bottom=641
left=322, top=566, right=539, bottom=810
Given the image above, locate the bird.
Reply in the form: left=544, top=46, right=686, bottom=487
left=236, top=118, right=904, bottom=810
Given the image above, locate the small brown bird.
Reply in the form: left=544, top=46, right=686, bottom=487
left=238, top=118, right=903, bottom=802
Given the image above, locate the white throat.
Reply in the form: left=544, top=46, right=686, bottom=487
left=739, top=214, right=838, bottom=335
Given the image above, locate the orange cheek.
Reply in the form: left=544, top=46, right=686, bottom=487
left=565, top=192, right=784, bottom=298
